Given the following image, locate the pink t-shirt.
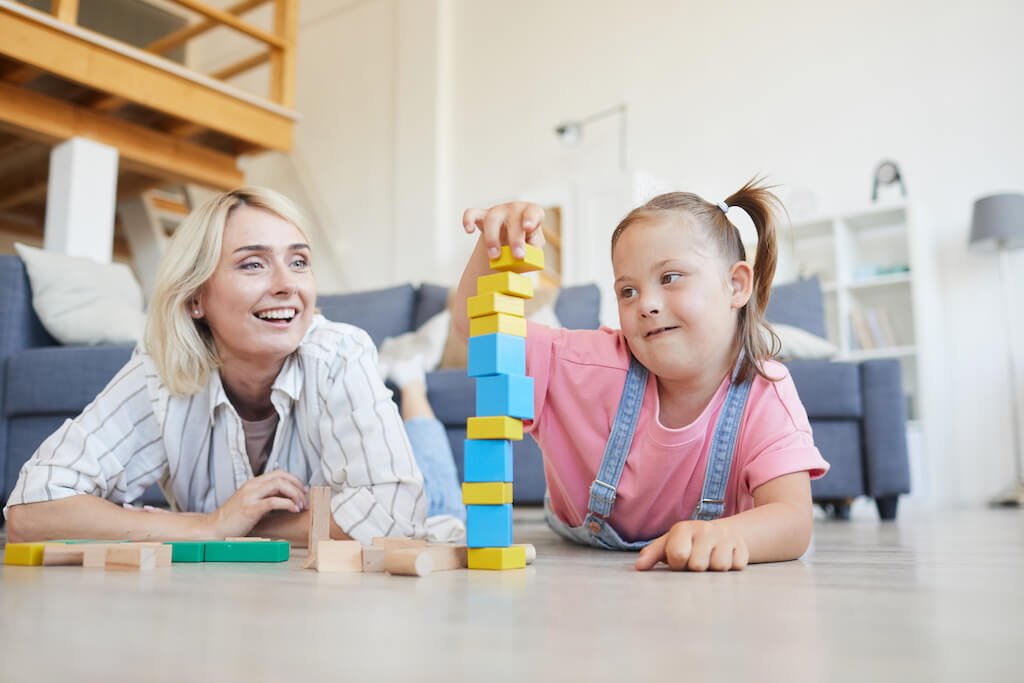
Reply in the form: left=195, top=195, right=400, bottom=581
left=525, top=322, right=829, bottom=543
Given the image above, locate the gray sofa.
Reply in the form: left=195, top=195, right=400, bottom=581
left=0, top=255, right=909, bottom=519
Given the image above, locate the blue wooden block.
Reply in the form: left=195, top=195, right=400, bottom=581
left=468, top=333, right=525, bottom=378
left=476, top=374, right=534, bottom=419
left=464, top=439, right=514, bottom=482
left=466, top=504, right=513, bottom=548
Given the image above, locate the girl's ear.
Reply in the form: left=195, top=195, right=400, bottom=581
left=729, top=261, right=754, bottom=310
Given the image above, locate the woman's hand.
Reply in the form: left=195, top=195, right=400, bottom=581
left=462, top=202, right=546, bottom=260
left=635, top=520, right=750, bottom=572
left=203, top=470, right=309, bottom=539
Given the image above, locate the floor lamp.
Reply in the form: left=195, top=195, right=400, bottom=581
left=969, top=193, right=1024, bottom=506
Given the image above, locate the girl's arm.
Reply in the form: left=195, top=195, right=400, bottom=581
left=453, top=202, right=545, bottom=344
left=635, top=471, right=814, bottom=571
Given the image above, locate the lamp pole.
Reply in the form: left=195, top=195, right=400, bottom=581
left=993, top=245, right=1024, bottom=506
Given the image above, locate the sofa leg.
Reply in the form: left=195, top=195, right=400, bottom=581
left=817, top=499, right=852, bottom=520
left=875, top=496, right=899, bottom=521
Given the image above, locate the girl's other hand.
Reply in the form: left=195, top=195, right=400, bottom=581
left=203, top=470, right=308, bottom=539
left=462, top=202, right=546, bottom=261
left=635, top=519, right=750, bottom=572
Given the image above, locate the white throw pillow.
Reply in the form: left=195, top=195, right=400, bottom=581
left=772, top=323, right=838, bottom=360
left=15, top=242, right=146, bottom=345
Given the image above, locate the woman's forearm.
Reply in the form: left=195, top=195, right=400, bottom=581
left=5, top=495, right=211, bottom=543
left=249, top=509, right=351, bottom=547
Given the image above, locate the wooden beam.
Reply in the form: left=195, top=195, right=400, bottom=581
left=211, top=50, right=270, bottom=81
left=0, top=81, right=243, bottom=189
left=164, top=0, right=285, bottom=49
left=0, top=6, right=294, bottom=151
left=145, top=0, right=269, bottom=55
left=0, top=165, right=49, bottom=211
left=270, top=0, right=297, bottom=107
left=50, top=0, right=78, bottom=24
left=2, top=63, right=42, bottom=85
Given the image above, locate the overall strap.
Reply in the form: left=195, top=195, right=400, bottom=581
left=584, top=355, right=648, bottom=532
left=693, top=354, right=752, bottom=521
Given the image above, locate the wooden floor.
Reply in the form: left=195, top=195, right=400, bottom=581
left=1, top=505, right=1020, bottom=682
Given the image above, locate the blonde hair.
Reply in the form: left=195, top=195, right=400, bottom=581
left=610, top=177, right=783, bottom=385
left=144, top=186, right=312, bottom=396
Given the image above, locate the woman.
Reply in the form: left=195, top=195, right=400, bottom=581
left=4, top=187, right=463, bottom=545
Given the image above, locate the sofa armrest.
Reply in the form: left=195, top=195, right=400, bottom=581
left=859, top=359, right=911, bottom=498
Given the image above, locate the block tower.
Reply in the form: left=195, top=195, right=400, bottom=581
left=463, top=244, right=544, bottom=570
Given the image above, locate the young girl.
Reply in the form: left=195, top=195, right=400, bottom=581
left=4, top=187, right=463, bottom=545
left=454, top=179, right=829, bottom=572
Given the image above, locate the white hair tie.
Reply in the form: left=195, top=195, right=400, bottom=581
left=717, top=201, right=730, bottom=214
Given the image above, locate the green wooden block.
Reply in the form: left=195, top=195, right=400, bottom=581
left=165, top=541, right=206, bottom=563
left=202, top=541, right=290, bottom=563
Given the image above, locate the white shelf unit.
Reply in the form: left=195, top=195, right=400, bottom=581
left=777, top=202, right=926, bottom=421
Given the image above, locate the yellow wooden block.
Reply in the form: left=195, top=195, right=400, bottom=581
left=489, top=244, right=545, bottom=273
left=470, top=313, right=527, bottom=338
left=4, top=543, right=46, bottom=566
left=467, top=292, right=525, bottom=319
left=462, top=482, right=514, bottom=505
left=476, top=271, right=534, bottom=298
left=467, top=546, right=527, bottom=570
left=467, top=416, right=523, bottom=440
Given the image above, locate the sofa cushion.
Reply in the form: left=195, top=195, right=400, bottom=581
left=414, top=283, right=450, bottom=330
left=555, top=284, right=601, bottom=330
left=766, top=277, right=827, bottom=339
left=786, top=359, right=862, bottom=419
left=317, top=283, right=416, bottom=347
left=5, top=345, right=135, bottom=416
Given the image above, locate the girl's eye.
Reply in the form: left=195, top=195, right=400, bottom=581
left=661, top=273, right=682, bottom=285
left=619, top=286, right=637, bottom=300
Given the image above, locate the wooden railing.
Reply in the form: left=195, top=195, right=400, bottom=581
left=41, top=0, right=297, bottom=108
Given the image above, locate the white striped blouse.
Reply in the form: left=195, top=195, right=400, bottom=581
left=4, top=316, right=437, bottom=544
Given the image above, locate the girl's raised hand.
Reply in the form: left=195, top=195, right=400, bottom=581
left=462, top=202, right=546, bottom=261
left=203, top=470, right=308, bottom=539
left=635, top=520, right=750, bottom=572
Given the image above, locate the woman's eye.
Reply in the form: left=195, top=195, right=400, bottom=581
left=661, top=273, right=682, bottom=285
left=240, top=260, right=264, bottom=271
left=291, top=257, right=309, bottom=268
left=619, top=286, right=637, bottom=300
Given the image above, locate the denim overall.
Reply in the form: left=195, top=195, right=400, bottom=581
left=545, top=355, right=753, bottom=550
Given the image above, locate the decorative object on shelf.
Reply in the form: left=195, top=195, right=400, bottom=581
left=871, top=159, right=906, bottom=202
left=969, top=192, right=1024, bottom=506
left=554, top=103, right=628, bottom=171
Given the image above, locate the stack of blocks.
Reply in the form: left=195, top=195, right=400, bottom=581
left=464, top=244, right=544, bottom=570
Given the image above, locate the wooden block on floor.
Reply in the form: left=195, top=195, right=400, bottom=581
left=467, top=416, right=523, bottom=441
left=42, top=543, right=85, bottom=566
left=313, top=540, right=363, bottom=572
left=513, top=543, right=537, bottom=565
left=467, top=546, right=527, bottom=570
left=463, top=439, right=514, bottom=482
left=467, top=333, right=525, bottom=378
left=225, top=537, right=269, bottom=542
left=488, top=244, right=545, bottom=273
left=204, top=540, right=290, bottom=563
left=466, top=504, right=513, bottom=548
left=4, top=542, right=46, bottom=566
left=384, top=548, right=433, bottom=577
left=462, top=482, right=513, bottom=505
left=82, top=544, right=121, bottom=568
left=476, top=271, right=534, bottom=298
left=468, top=291, right=525, bottom=319
left=371, top=537, right=427, bottom=549
left=470, top=313, right=527, bottom=338
left=105, top=545, right=159, bottom=571
left=303, top=485, right=331, bottom=569
left=475, top=374, right=534, bottom=419
left=361, top=546, right=388, bottom=572
left=426, top=544, right=468, bottom=571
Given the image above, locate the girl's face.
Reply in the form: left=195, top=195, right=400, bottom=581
left=612, top=214, right=750, bottom=382
left=197, top=205, right=316, bottom=370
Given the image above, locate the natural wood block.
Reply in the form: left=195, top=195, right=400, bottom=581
left=467, top=546, right=527, bottom=570
left=384, top=548, right=433, bottom=577
left=225, top=537, right=269, bottom=542
left=488, top=244, right=545, bottom=273
left=42, top=543, right=85, bottom=566
left=105, top=546, right=159, bottom=571
left=314, top=540, right=363, bottom=572
left=470, top=313, right=527, bottom=338
left=361, top=546, right=388, bottom=573
left=467, top=416, right=523, bottom=441
left=476, top=271, right=534, bottom=298
left=462, top=482, right=513, bottom=505
left=426, top=544, right=467, bottom=571
left=82, top=544, right=119, bottom=568
left=303, top=485, right=332, bottom=569
left=468, top=292, right=525, bottom=319
left=513, top=543, right=537, bottom=565
left=371, top=537, right=427, bottom=549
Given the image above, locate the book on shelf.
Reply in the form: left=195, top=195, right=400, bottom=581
left=850, top=306, right=899, bottom=350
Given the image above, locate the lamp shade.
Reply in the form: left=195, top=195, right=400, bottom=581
left=969, top=193, right=1024, bottom=250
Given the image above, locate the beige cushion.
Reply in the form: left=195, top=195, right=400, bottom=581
left=14, top=242, right=146, bottom=345
left=773, top=323, right=838, bottom=360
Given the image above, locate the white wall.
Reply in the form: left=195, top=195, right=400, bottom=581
left=195, top=0, right=1024, bottom=505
